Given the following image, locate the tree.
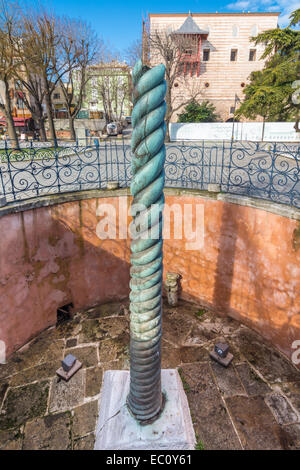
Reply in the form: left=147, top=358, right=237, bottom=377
left=96, top=62, right=131, bottom=124
left=11, top=52, right=48, bottom=141
left=290, top=8, right=300, bottom=27
left=0, top=1, right=20, bottom=148
left=57, top=17, right=101, bottom=140
left=148, top=29, right=204, bottom=140
left=21, top=10, right=59, bottom=144
left=235, top=8, right=300, bottom=131
left=124, top=38, right=142, bottom=67
left=178, top=100, right=219, bottom=123
left=21, top=9, right=74, bottom=145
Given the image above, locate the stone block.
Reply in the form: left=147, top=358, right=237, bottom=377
left=94, top=369, right=196, bottom=450
left=208, top=184, right=221, bottom=193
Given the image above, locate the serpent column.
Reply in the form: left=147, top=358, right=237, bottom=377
left=127, top=59, right=167, bottom=423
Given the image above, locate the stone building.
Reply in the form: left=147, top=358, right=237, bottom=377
left=148, top=12, right=280, bottom=122
left=0, top=79, right=34, bottom=135
left=74, top=61, right=132, bottom=122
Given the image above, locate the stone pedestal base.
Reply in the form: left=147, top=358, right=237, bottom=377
left=94, top=369, right=196, bottom=450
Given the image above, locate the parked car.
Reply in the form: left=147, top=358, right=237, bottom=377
left=106, top=123, right=118, bottom=136
left=106, top=122, right=123, bottom=136
left=125, top=116, right=131, bottom=125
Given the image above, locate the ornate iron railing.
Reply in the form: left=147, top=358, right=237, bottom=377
left=0, top=139, right=299, bottom=208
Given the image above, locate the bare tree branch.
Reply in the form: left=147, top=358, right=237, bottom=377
left=148, top=28, right=204, bottom=140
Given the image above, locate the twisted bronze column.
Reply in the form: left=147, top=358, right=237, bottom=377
left=127, top=59, right=167, bottom=423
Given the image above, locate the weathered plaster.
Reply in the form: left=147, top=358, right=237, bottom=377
left=0, top=190, right=299, bottom=367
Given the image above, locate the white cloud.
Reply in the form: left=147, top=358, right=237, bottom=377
left=226, top=0, right=300, bottom=26
left=267, top=5, right=281, bottom=12
left=260, top=0, right=274, bottom=5
left=226, top=1, right=250, bottom=9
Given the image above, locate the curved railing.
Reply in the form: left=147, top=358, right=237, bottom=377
left=0, top=139, right=299, bottom=209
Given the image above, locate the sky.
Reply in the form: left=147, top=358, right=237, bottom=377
left=47, top=0, right=300, bottom=53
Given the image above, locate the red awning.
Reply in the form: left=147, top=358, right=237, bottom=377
left=0, top=117, right=31, bottom=127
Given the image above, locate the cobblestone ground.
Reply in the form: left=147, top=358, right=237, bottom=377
left=0, top=299, right=300, bottom=450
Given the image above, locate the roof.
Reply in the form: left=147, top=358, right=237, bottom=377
left=174, top=14, right=209, bottom=35
left=149, top=12, right=281, bottom=17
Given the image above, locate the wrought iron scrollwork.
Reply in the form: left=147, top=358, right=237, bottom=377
left=0, top=139, right=299, bottom=209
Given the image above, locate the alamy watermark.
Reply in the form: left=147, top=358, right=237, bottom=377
left=292, top=80, right=300, bottom=105
left=291, top=340, right=300, bottom=365
left=0, top=340, right=6, bottom=364
left=95, top=197, right=205, bottom=251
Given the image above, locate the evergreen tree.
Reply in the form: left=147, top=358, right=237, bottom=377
left=235, top=8, right=300, bottom=131
left=178, top=100, right=219, bottom=123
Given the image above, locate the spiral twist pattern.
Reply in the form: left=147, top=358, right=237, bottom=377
left=127, top=59, right=167, bottom=422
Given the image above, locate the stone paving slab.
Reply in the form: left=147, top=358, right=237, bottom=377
left=179, top=363, right=243, bottom=450
left=54, top=315, right=82, bottom=339
left=49, top=370, right=85, bottom=413
left=161, top=311, right=194, bottom=346
left=66, top=338, right=77, bottom=348
left=0, top=299, right=300, bottom=450
left=9, top=361, right=61, bottom=387
left=79, top=317, right=129, bottom=343
left=225, top=395, right=283, bottom=450
left=73, top=433, right=95, bottom=450
left=280, top=424, right=300, bottom=450
left=235, top=362, right=271, bottom=396
left=82, top=301, right=129, bottom=319
left=0, top=428, right=23, bottom=450
left=98, top=332, right=130, bottom=363
left=23, top=412, right=72, bottom=450
left=85, top=367, right=103, bottom=397
left=179, top=346, right=209, bottom=364
left=16, top=337, right=64, bottom=371
left=232, top=328, right=298, bottom=383
left=211, top=361, right=246, bottom=398
left=65, top=346, right=98, bottom=368
left=0, top=381, right=49, bottom=430
left=72, top=400, right=98, bottom=439
left=161, top=346, right=182, bottom=368
left=280, top=381, right=300, bottom=413
left=0, top=337, right=64, bottom=381
left=265, top=393, right=299, bottom=425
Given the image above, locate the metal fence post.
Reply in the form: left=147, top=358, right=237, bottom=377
left=94, top=138, right=101, bottom=188
left=127, top=59, right=167, bottom=423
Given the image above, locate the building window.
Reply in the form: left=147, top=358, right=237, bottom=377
left=249, top=49, right=256, bottom=61
left=203, top=49, right=210, bottom=61
left=53, top=93, right=60, bottom=99
left=230, top=49, right=238, bottom=61
left=251, top=25, right=258, bottom=36
left=232, top=25, right=238, bottom=37
left=183, top=47, right=194, bottom=55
